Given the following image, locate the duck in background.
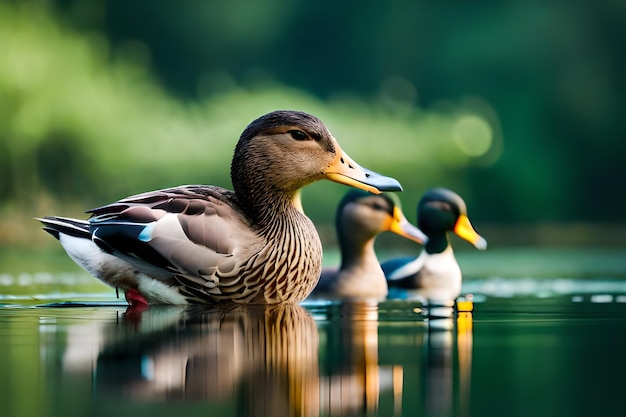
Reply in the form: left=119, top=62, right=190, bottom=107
left=312, top=190, right=427, bottom=300
left=381, top=188, right=487, bottom=303
left=38, top=110, right=403, bottom=307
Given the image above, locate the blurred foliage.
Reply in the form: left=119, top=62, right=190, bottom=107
left=0, top=0, right=625, bottom=246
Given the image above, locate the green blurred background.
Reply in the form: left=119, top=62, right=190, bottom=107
left=1, top=0, right=625, bottom=251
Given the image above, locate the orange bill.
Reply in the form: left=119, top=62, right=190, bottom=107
left=453, top=214, right=487, bottom=249
left=387, top=206, right=428, bottom=244
left=324, top=142, right=402, bottom=194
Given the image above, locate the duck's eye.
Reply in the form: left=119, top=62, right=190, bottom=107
left=371, top=202, right=387, bottom=212
left=426, top=201, right=452, bottom=211
left=289, top=130, right=308, bottom=141
left=368, top=200, right=392, bottom=214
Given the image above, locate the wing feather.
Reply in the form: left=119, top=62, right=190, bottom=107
left=87, top=185, right=263, bottom=299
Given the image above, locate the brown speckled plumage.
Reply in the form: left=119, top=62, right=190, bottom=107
left=38, top=110, right=402, bottom=305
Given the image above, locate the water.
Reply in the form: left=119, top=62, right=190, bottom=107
left=1, top=247, right=626, bottom=417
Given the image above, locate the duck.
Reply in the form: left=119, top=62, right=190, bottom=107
left=38, top=110, right=403, bottom=306
left=381, top=188, right=487, bottom=303
left=311, top=189, right=427, bottom=299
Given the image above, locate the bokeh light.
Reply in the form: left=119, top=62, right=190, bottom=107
left=452, top=115, right=493, bottom=157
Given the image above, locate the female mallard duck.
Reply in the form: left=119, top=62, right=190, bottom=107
left=381, top=188, right=487, bottom=302
left=311, top=190, right=427, bottom=299
left=38, top=110, right=402, bottom=306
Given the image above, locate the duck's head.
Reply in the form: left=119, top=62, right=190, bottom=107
left=336, top=189, right=428, bottom=244
left=417, top=188, right=487, bottom=252
left=231, top=111, right=402, bottom=202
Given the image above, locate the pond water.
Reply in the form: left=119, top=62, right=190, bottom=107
left=1, top=247, right=625, bottom=417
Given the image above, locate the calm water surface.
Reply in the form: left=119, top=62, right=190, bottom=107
left=1, top=247, right=625, bottom=417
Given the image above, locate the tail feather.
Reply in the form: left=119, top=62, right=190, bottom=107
left=35, top=215, right=188, bottom=304
left=36, top=216, right=92, bottom=241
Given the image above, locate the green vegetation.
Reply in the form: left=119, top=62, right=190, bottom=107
left=0, top=1, right=624, bottom=248
left=0, top=2, right=499, bottom=246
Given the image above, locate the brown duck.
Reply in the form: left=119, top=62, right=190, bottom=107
left=38, top=111, right=402, bottom=306
left=312, top=190, right=427, bottom=299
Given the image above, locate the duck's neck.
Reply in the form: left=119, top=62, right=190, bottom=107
left=424, top=233, right=451, bottom=254
left=231, top=154, right=307, bottom=232
left=233, top=173, right=294, bottom=226
left=249, top=193, right=306, bottom=237
left=338, top=233, right=380, bottom=273
left=337, top=223, right=382, bottom=273
left=334, top=233, right=387, bottom=298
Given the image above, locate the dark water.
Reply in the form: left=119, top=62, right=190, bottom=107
left=1, top=284, right=626, bottom=417
left=1, top=247, right=626, bottom=417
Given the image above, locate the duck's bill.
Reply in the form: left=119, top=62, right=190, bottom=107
left=324, top=144, right=402, bottom=193
left=388, top=207, right=428, bottom=244
left=453, top=214, right=487, bottom=250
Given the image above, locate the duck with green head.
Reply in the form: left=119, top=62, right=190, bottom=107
left=312, top=190, right=427, bottom=299
left=381, top=188, right=487, bottom=303
left=38, top=110, right=402, bottom=306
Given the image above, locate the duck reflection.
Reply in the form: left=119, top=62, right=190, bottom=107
left=60, top=301, right=473, bottom=416
left=318, top=301, right=474, bottom=416
left=421, top=310, right=473, bottom=417
left=320, top=301, right=382, bottom=415
left=63, top=304, right=319, bottom=416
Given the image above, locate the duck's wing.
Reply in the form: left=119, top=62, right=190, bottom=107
left=382, top=251, right=427, bottom=288
left=87, top=185, right=264, bottom=298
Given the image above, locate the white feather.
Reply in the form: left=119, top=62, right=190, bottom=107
left=58, top=233, right=188, bottom=304
left=58, top=233, right=129, bottom=278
